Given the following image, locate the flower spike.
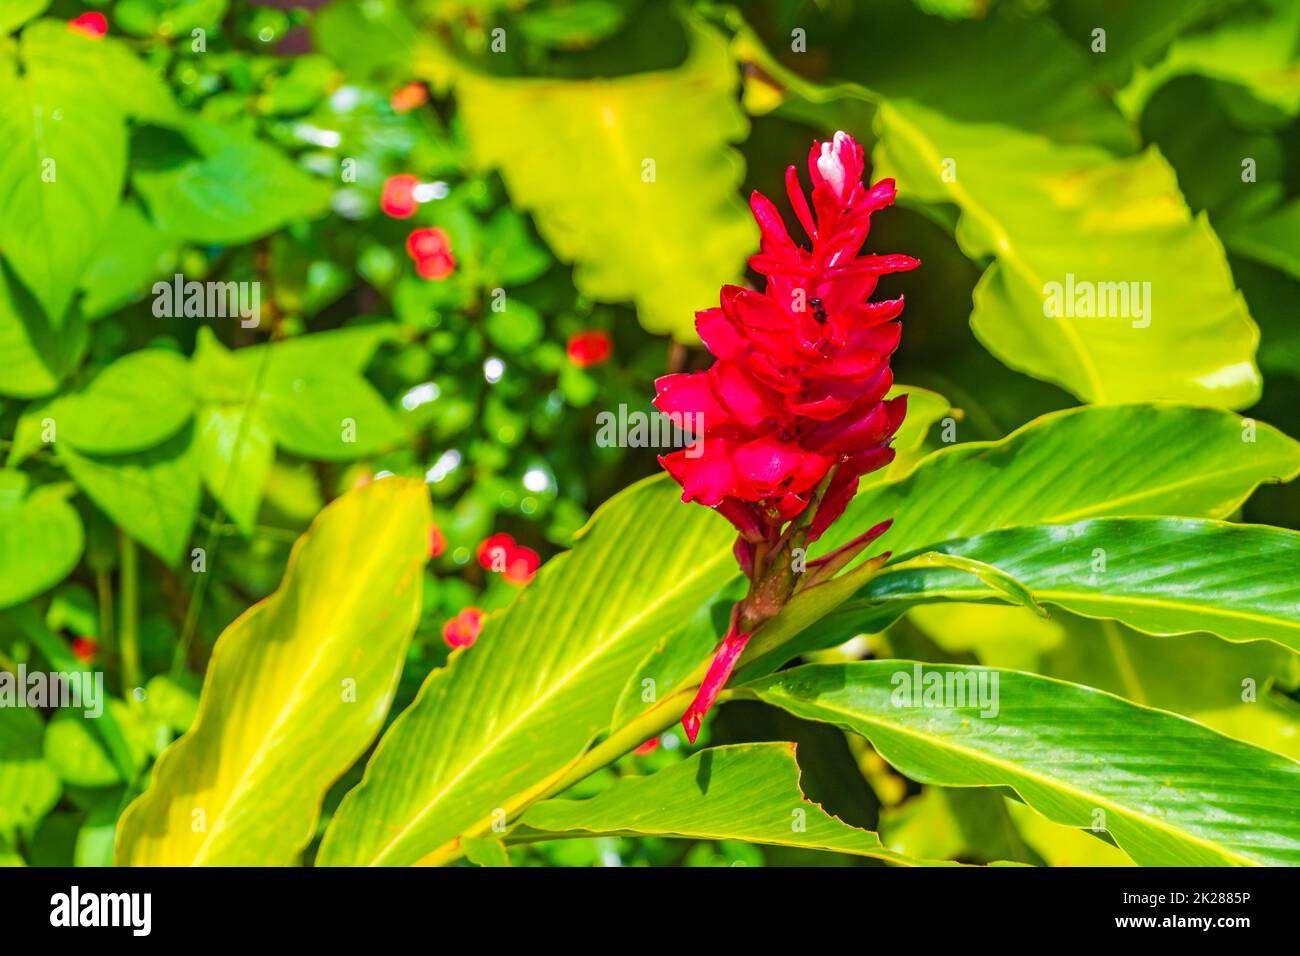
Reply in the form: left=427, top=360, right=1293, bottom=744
left=654, top=130, right=916, bottom=740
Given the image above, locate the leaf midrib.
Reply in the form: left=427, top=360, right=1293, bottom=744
left=764, top=689, right=1266, bottom=866
left=878, top=102, right=1106, bottom=400
left=188, top=494, right=413, bottom=865
left=364, top=540, right=736, bottom=866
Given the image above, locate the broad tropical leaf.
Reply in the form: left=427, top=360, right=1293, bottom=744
left=0, top=23, right=126, bottom=324
left=0, top=470, right=83, bottom=609
left=318, top=476, right=736, bottom=866
left=741, top=662, right=1300, bottom=865
left=1118, top=0, right=1300, bottom=121
left=0, top=708, right=60, bottom=836
left=47, top=349, right=195, bottom=455
left=514, top=742, right=940, bottom=865
left=872, top=101, right=1261, bottom=406
left=735, top=18, right=1261, bottom=406
left=823, top=403, right=1300, bottom=557
left=1028, top=614, right=1300, bottom=762
left=853, top=517, right=1300, bottom=651
left=192, top=328, right=405, bottom=462
left=133, top=121, right=332, bottom=245
left=58, top=425, right=200, bottom=565
left=0, top=265, right=87, bottom=399
left=450, top=17, right=755, bottom=341
left=114, top=477, right=430, bottom=865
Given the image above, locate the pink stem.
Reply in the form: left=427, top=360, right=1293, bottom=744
left=681, top=629, right=752, bottom=744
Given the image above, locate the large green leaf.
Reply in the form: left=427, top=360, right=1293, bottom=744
left=48, top=349, right=195, bottom=455
left=824, top=403, right=1300, bottom=558
left=133, top=121, right=331, bottom=245
left=78, top=200, right=177, bottom=320
left=192, top=328, right=405, bottom=462
left=0, top=1, right=49, bottom=34
left=450, top=17, right=755, bottom=341
left=1029, top=614, right=1300, bottom=762
left=736, top=17, right=1260, bottom=406
left=58, top=425, right=200, bottom=565
left=0, top=259, right=87, bottom=400
left=744, top=404, right=1300, bottom=678
left=1119, top=0, right=1300, bottom=122
left=0, top=708, right=60, bottom=836
left=742, top=0, right=1129, bottom=149
left=115, top=477, right=430, bottom=865
left=0, top=470, right=83, bottom=609
left=871, top=101, right=1260, bottom=406
left=195, top=405, right=275, bottom=536
left=318, top=476, right=736, bottom=866
left=853, top=517, right=1300, bottom=651
left=741, top=662, right=1300, bottom=865
left=514, top=743, right=937, bottom=865
left=0, top=24, right=127, bottom=323
left=21, top=18, right=177, bottom=125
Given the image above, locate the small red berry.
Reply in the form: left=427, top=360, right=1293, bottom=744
left=503, top=546, right=540, bottom=586
left=390, top=82, right=428, bottom=113
left=415, top=253, right=455, bottom=280
left=405, top=227, right=456, bottom=280
left=68, top=12, right=108, bottom=39
left=71, top=637, right=98, bottom=663
left=428, top=524, right=447, bottom=559
left=406, top=227, right=450, bottom=260
left=477, top=532, right=515, bottom=572
left=442, top=607, right=484, bottom=649
left=380, top=174, right=420, bottom=219
left=566, top=330, right=612, bottom=368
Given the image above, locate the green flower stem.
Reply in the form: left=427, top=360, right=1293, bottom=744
left=420, top=658, right=714, bottom=866
left=96, top=568, right=114, bottom=671
left=119, top=530, right=142, bottom=695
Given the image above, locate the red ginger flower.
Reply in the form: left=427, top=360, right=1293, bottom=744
left=655, top=131, right=918, bottom=742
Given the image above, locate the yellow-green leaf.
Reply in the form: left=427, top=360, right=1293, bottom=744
left=318, top=476, right=735, bottom=867
left=514, top=743, right=943, bottom=865
left=114, top=477, right=430, bottom=865
left=450, top=17, right=755, bottom=341
left=872, top=101, right=1261, bottom=406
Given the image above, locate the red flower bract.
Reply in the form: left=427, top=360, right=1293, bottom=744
left=655, top=131, right=916, bottom=541
left=655, top=130, right=917, bottom=741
